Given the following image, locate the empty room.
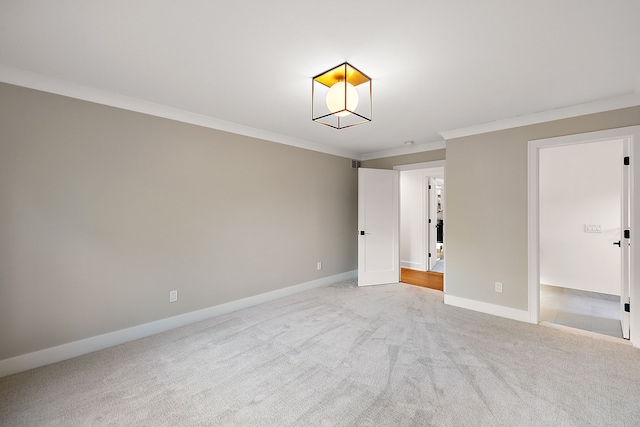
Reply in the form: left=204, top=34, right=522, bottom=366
left=2, top=1, right=640, bottom=425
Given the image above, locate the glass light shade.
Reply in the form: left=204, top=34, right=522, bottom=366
left=326, top=81, right=359, bottom=117
left=312, top=62, right=371, bottom=129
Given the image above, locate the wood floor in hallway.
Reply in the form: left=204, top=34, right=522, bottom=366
left=401, top=268, right=443, bottom=291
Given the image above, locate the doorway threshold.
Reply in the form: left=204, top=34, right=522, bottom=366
left=539, top=321, right=631, bottom=345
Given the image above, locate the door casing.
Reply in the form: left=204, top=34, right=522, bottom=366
left=528, top=125, right=639, bottom=345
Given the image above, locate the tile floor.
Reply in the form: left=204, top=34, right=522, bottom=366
left=432, top=259, right=444, bottom=273
left=540, top=284, right=623, bottom=339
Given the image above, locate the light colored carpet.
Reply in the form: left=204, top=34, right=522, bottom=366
left=1, top=280, right=640, bottom=426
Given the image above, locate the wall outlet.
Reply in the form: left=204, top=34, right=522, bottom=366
left=169, top=290, right=178, bottom=303
left=495, top=282, right=503, bottom=293
left=317, top=262, right=322, bottom=270
left=584, top=224, right=602, bottom=233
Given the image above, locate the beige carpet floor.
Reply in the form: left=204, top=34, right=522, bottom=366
left=1, top=280, right=640, bottom=426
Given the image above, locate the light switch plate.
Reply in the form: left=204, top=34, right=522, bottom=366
left=584, top=224, right=602, bottom=233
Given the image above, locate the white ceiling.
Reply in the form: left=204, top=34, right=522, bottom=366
left=1, top=1, right=640, bottom=160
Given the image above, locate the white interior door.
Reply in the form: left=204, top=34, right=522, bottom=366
left=621, top=139, right=631, bottom=339
left=358, top=168, right=399, bottom=286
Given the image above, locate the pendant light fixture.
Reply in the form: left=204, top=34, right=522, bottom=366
left=312, top=62, right=371, bottom=129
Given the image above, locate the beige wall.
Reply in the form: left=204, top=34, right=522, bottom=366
left=0, top=83, right=358, bottom=360
left=361, top=149, right=446, bottom=169
left=361, top=106, right=640, bottom=313
left=446, top=106, right=640, bottom=310
left=3, top=80, right=638, bottom=362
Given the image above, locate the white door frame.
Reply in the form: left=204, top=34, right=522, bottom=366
left=427, top=176, right=438, bottom=270
left=621, top=138, right=631, bottom=338
left=528, top=125, right=639, bottom=346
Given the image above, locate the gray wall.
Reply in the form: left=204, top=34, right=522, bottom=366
left=446, top=106, right=640, bottom=310
left=0, top=83, right=358, bottom=360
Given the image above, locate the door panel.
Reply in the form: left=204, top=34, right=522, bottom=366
left=358, top=168, right=399, bottom=286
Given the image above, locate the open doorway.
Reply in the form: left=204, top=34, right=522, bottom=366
left=538, top=138, right=625, bottom=338
left=395, top=161, right=445, bottom=291
left=528, top=126, right=639, bottom=344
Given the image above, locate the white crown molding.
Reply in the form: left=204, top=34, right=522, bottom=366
left=0, top=270, right=357, bottom=378
left=0, top=64, right=360, bottom=160
left=360, top=140, right=446, bottom=161
left=439, top=92, right=640, bottom=141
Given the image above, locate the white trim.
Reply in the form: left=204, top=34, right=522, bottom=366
left=361, top=140, right=446, bottom=161
left=0, top=65, right=360, bottom=160
left=527, top=140, right=541, bottom=324
left=528, top=125, right=640, bottom=346
left=401, top=261, right=424, bottom=270
left=440, top=93, right=640, bottom=141
left=0, top=270, right=357, bottom=378
left=632, top=137, right=639, bottom=348
left=444, top=294, right=531, bottom=323
left=423, top=175, right=430, bottom=271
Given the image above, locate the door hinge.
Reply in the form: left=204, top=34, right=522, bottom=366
left=428, top=184, right=432, bottom=189
left=624, top=156, right=630, bottom=166
left=428, top=218, right=432, bottom=224
left=625, top=302, right=630, bottom=313
left=428, top=252, right=432, bottom=258
left=624, top=229, right=630, bottom=239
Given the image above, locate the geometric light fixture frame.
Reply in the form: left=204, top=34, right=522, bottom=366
left=312, top=62, right=372, bottom=129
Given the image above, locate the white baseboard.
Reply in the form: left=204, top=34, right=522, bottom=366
left=0, top=270, right=357, bottom=378
left=400, top=261, right=424, bottom=270
left=443, top=294, right=531, bottom=323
